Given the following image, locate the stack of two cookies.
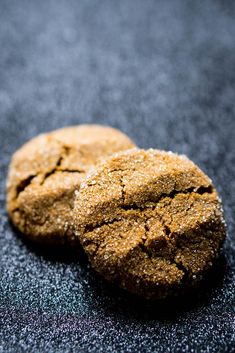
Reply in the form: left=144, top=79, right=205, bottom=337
left=7, top=125, right=226, bottom=300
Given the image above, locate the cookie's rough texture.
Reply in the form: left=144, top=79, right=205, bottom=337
left=6, top=125, right=135, bottom=244
left=74, top=149, right=226, bottom=300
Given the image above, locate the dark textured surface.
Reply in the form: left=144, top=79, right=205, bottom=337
left=0, top=0, right=234, bottom=352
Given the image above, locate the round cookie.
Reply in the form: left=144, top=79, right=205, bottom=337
left=6, top=125, right=135, bottom=244
left=73, top=149, right=226, bottom=300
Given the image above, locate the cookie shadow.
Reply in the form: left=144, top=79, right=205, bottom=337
left=10, top=221, right=86, bottom=265
left=84, top=254, right=227, bottom=321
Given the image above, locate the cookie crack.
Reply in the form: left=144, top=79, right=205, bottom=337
left=153, top=211, right=196, bottom=280
left=119, top=174, right=126, bottom=203
left=84, top=217, right=122, bottom=234
left=41, top=146, right=85, bottom=184
left=82, top=218, right=128, bottom=259
left=172, top=260, right=189, bottom=280
left=155, top=212, right=171, bottom=237
left=41, top=155, right=64, bottom=183
left=138, top=217, right=152, bottom=259
left=140, top=216, right=186, bottom=273
left=121, top=185, right=213, bottom=212
left=16, top=175, right=36, bottom=196
left=138, top=216, right=189, bottom=279
left=14, top=143, right=68, bottom=197
left=59, top=169, right=85, bottom=173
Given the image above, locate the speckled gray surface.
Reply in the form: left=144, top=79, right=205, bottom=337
left=0, top=0, right=234, bottom=352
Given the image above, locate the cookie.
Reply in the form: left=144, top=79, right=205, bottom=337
left=73, top=149, right=226, bottom=300
left=6, top=125, right=135, bottom=244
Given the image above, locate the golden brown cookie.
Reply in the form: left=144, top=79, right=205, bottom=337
left=73, top=149, right=226, bottom=300
left=6, top=125, right=135, bottom=244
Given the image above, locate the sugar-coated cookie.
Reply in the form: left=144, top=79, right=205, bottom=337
left=7, top=125, right=135, bottom=244
left=74, top=149, right=226, bottom=299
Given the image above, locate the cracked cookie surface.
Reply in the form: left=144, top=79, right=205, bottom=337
left=74, top=149, right=226, bottom=300
left=6, top=125, right=135, bottom=244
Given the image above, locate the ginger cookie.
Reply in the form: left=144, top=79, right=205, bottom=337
left=73, top=149, right=226, bottom=300
left=6, top=125, right=135, bottom=244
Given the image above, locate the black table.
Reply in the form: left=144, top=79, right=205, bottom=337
left=0, top=0, right=234, bottom=352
